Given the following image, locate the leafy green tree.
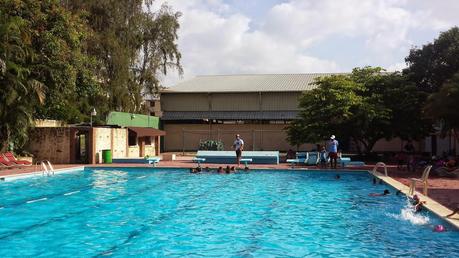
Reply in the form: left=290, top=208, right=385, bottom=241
left=404, top=27, right=459, bottom=92
left=64, top=0, right=182, bottom=113
left=288, top=67, right=431, bottom=154
left=0, top=0, right=102, bottom=151
left=424, top=72, right=459, bottom=134
left=0, top=5, right=45, bottom=151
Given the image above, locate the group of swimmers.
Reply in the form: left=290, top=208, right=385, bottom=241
left=368, top=180, right=448, bottom=232
left=190, top=166, right=249, bottom=174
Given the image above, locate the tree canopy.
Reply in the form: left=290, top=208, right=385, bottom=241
left=0, top=0, right=101, bottom=151
left=287, top=67, right=431, bottom=154
left=404, top=27, right=459, bottom=93
left=424, top=72, right=459, bottom=133
left=64, top=0, right=182, bottom=113
left=0, top=0, right=183, bottom=151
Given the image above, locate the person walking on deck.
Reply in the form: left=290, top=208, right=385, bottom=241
left=327, top=135, right=339, bottom=169
left=233, top=134, right=244, bottom=167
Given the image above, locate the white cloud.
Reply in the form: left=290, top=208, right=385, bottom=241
left=153, top=0, right=459, bottom=86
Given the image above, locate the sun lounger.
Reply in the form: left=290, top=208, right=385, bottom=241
left=3, top=152, right=32, bottom=166
left=305, top=152, right=319, bottom=165
left=296, top=152, right=308, bottom=163
left=0, top=155, right=19, bottom=168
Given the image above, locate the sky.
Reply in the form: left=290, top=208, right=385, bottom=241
left=152, top=0, right=459, bottom=86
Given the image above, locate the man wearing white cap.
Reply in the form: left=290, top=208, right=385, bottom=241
left=327, top=135, right=339, bottom=169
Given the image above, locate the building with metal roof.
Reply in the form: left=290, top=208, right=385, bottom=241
left=148, top=73, right=339, bottom=152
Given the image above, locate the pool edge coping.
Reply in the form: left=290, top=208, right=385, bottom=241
left=1, top=166, right=85, bottom=181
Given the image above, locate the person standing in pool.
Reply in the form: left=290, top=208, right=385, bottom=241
left=233, top=134, right=244, bottom=167
left=327, top=135, right=339, bottom=169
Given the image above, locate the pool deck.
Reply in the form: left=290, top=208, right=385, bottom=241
left=1, top=155, right=459, bottom=228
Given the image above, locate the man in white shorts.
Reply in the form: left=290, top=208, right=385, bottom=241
left=233, top=134, right=244, bottom=167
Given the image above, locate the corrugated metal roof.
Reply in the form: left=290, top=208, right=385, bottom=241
left=161, top=111, right=299, bottom=120
left=164, top=73, right=344, bottom=93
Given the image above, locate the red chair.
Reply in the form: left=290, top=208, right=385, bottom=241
left=0, top=155, right=17, bottom=168
left=3, top=152, right=32, bottom=166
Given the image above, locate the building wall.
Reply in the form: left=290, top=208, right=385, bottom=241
left=161, top=93, right=209, bottom=111
left=211, top=93, right=259, bottom=111
left=161, top=92, right=302, bottom=112
left=111, top=128, right=128, bottom=158
left=27, top=128, right=73, bottom=164
left=163, top=123, right=312, bottom=152
left=261, top=92, right=299, bottom=110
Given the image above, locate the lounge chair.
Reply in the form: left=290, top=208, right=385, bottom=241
left=305, top=152, right=319, bottom=165
left=0, top=155, right=19, bottom=168
left=296, top=152, right=309, bottom=163
left=3, top=152, right=32, bottom=166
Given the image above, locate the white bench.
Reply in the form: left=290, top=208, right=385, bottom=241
left=147, top=157, right=161, bottom=167
left=286, top=159, right=300, bottom=168
left=240, top=158, right=253, bottom=168
left=193, top=157, right=206, bottom=167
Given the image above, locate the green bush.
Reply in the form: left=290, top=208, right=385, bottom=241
left=199, top=140, right=224, bottom=151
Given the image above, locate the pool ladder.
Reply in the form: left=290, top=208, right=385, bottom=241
left=372, top=162, right=388, bottom=176
left=36, top=160, right=55, bottom=176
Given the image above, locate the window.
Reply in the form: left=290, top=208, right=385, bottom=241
left=145, top=137, right=152, bottom=145
left=150, top=101, right=155, bottom=107
left=128, top=132, right=137, bottom=146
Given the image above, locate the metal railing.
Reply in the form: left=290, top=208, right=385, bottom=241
left=36, top=160, right=55, bottom=176
left=372, top=162, right=388, bottom=176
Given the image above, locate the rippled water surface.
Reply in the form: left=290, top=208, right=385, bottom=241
left=0, top=168, right=458, bottom=257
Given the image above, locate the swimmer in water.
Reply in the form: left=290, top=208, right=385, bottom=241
left=230, top=166, right=236, bottom=172
left=369, top=189, right=390, bottom=196
left=217, top=166, right=224, bottom=173
left=190, top=168, right=198, bottom=173
left=411, top=194, right=426, bottom=212
left=225, top=166, right=231, bottom=173
left=335, top=174, right=341, bottom=179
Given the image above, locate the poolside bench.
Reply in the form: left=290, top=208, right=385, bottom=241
left=240, top=158, right=252, bottom=168
left=147, top=157, right=161, bottom=167
left=192, top=157, right=206, bottom=167
left=286, top=159, right=300, bottom=168
left=196, top=151, right=279, bottom=164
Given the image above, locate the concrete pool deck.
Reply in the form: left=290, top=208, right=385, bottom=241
left=1, top=156, right=458, bottom=228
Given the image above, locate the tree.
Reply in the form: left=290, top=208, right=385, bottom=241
left=424, top=72, right=459, bottom=134
left=0, top=0, right=101, bottom=151
left=404, top=27, right=459, bottom=92
left=64, top=0, right=182, bottom=113
left=287, top=67, right=431, bottom=154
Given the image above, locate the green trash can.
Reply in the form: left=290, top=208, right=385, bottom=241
left=102, top=149, right=112, bottom=164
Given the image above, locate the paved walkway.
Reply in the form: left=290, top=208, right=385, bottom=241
left=1, top=157, right=458, bottom=214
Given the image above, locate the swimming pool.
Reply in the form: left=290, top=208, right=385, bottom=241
left=0, top=168, right=457, bottom=257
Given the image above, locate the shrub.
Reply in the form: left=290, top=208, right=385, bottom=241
left=199, top=140, right=224, bottom=151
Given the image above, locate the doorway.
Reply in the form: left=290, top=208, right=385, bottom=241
left=75, top=129, right=90, bottom=163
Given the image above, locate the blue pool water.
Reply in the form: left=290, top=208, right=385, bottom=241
left=0, top=168, right=458, bottom=257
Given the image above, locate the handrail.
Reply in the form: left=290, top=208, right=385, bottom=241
left=40, top=160, right=54, bottom=176
left=372, top=162, right=388, bottom=176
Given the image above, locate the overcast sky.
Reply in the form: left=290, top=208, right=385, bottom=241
left=152, top=0, right=459, bottom=86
